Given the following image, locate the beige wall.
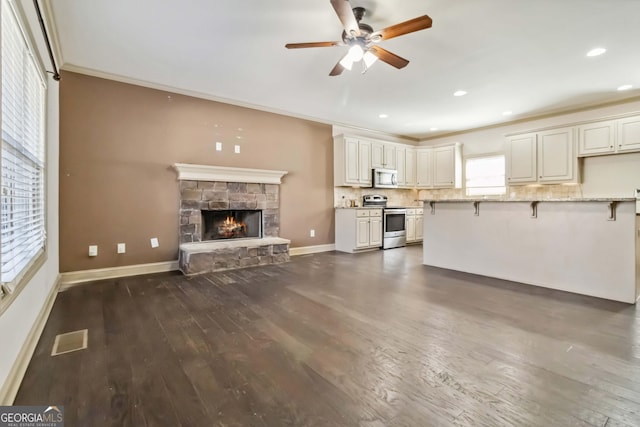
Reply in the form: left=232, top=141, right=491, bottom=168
left=59, top=72, right=334, bottom=272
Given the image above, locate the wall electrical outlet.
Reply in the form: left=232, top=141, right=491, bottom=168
left=234, top=145, right=241, bottom=154
left=215, top=142, right=222, bottom=151
left=117, top=243, right=126, bottom=254
left=88, top=245, right=98, bottom=257
left=150, top=237, right=159, bottom=248
left=310, top=229, right=315, bottom=237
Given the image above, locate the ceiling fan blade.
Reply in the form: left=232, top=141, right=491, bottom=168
left=285, top=41, right=342, bottom=49
left=371, top=15, right=432, bottom=41
left=329, top=59, right=346, bottom=76
left=330, top=0, right=360, bottom=37
left=369, top=46, right=409, bottom=69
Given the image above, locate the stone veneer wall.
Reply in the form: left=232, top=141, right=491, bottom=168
left=179, top=180, right=280, bottom=243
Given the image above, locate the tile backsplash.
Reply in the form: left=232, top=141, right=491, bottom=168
left=334, top=184, right=584, bottom=207
left=334, top=187, right=420, bottom=208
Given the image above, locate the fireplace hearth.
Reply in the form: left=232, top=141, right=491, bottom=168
left=202, top=209, right=262, bottom=241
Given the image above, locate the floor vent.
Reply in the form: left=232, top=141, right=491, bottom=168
left=51, top=329, right=88, bottom=356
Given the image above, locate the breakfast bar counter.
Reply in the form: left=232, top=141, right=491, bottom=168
left=419, top=198, right=640, bottom=303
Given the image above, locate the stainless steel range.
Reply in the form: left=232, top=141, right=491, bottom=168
left=362, top=195, right=407, bottom=249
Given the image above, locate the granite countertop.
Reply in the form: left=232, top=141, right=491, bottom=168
left=335, top=205, right=423, bottom=209
left=418, top=197, right=637, bottom=203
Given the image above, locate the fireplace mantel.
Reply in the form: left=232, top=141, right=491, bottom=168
left=174, top=163, right=288, bottom=184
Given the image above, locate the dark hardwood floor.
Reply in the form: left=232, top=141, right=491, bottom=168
left=14, top=246, right=640, bottom=426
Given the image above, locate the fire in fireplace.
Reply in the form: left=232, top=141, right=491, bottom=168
left=202, top=210, right=262, bottom=241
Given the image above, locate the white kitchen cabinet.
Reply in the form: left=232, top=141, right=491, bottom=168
left=433, top=143, right=463, bottom=188
left=506, top=128, right=577, bottom=185
left=405, top=148, right=416, bottom=187
left=506, top=133, right=537, bottom=184
left=618, top=116, right=640, bottom=152
left=371, top=141, right=397, bottom=169
left=406, top=208, right=424, bottom=244
left=384, top=144, right=397, bottom=170
left=334, top=135, right=372, bottom=186
left=358, top=140, right=372, bottom=184
left=537, top=126, right=575, bottom=182
left=577, top=115, right=640, bottom=157
left=371, top=142, right=384, bottom=168
left=369, top=213, right=383, bottom=247
left=416, top=148, right=433, bottom=188
left=395, top=146, right=416, bottom=188
left=578, top=120, right=616, bottom=156
left=396, top=146, right=406, bottom=186
left=335, top=208, right=383, bottom=253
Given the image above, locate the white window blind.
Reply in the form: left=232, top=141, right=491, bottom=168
left=1, top=0, right=46, bottom=292
left=465, top=155, right=506, bottom=196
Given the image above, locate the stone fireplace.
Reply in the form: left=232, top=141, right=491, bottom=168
left=174, top=164, right=290, bottom=276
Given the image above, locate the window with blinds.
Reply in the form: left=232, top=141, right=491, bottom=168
left=1, top=0, right=47, bottom=294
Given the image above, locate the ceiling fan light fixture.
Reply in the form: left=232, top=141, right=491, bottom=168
left=348, top=44, right=364, bottom=62
left=363, top=50, right=378, bottom=68
left=339, top=55, right=355, bottom=71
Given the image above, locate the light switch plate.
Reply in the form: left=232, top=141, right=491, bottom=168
left=234, top=145, right=240, bottom=154
left=88, top=245, right=98, bottom=257
left=215, top=142, right=222, bottom=151
left=117, top=243, right=126, bottom=254
left=150, top=237, right=159, bottom=248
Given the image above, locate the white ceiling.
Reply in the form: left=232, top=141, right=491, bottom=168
left=48, top=0, right=640, bottom=140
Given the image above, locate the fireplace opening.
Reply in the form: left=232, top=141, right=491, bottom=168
left=202, top=210, right=262, bottom=241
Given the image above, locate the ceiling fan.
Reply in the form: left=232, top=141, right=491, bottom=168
left=285, top=0, right=432, bottom=76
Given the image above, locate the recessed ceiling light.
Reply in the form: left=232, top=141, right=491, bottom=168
left=453, top=90, right=467, bottom=97
left=617, top=84, right=633, bottom=91
left=378, top=114, right=388, bottom=119
left=430, top=127, right=439, bottom=131
left=503, top=111, right=513, bottom=116
left=586, top=47, right=606, bottom=57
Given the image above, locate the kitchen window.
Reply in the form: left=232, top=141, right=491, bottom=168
left=1, top=0, right=47, bottom=301
left=465, top=154, right=506, bottom=196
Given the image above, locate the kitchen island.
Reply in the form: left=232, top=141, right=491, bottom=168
left=420, top=198, right=639, bottom=303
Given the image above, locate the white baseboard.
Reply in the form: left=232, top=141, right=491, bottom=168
left=290, top=244, right=335, bottom=256
left=60, top=260, right=179, bottom=290
left=0, top=274, right=61, bottom=405
left=58, top=247, right=334, bottom=288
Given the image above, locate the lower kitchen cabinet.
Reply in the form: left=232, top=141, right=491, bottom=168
left=335, top=208, right=383, bottom=253
left=406, top=208, right=424, bottom=244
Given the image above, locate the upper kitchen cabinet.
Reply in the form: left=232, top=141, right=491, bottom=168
left=371, top=141, right=397, bottom=169
left=577, top=120, right=616, bottom=156
left=577, top=114, right=640, bottom=157
left=537, top=126, right=575, bottom=183
left=433, top=144, right=462, bottom=187
left=395, top=146, right=416, bottom=188
left=506, top=127, right=577, bottom=185
left=416, top=148, right=433, bottom=188
left=618, top=116, right=640, bottom=152
left=334, top=135, right=371, bottom=186
left=506, top=133, right=537, bottom=184
left=416, top=143, right=462, bottom=189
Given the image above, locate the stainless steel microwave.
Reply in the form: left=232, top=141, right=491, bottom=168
left=373, top=168, right=398, bottom=189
